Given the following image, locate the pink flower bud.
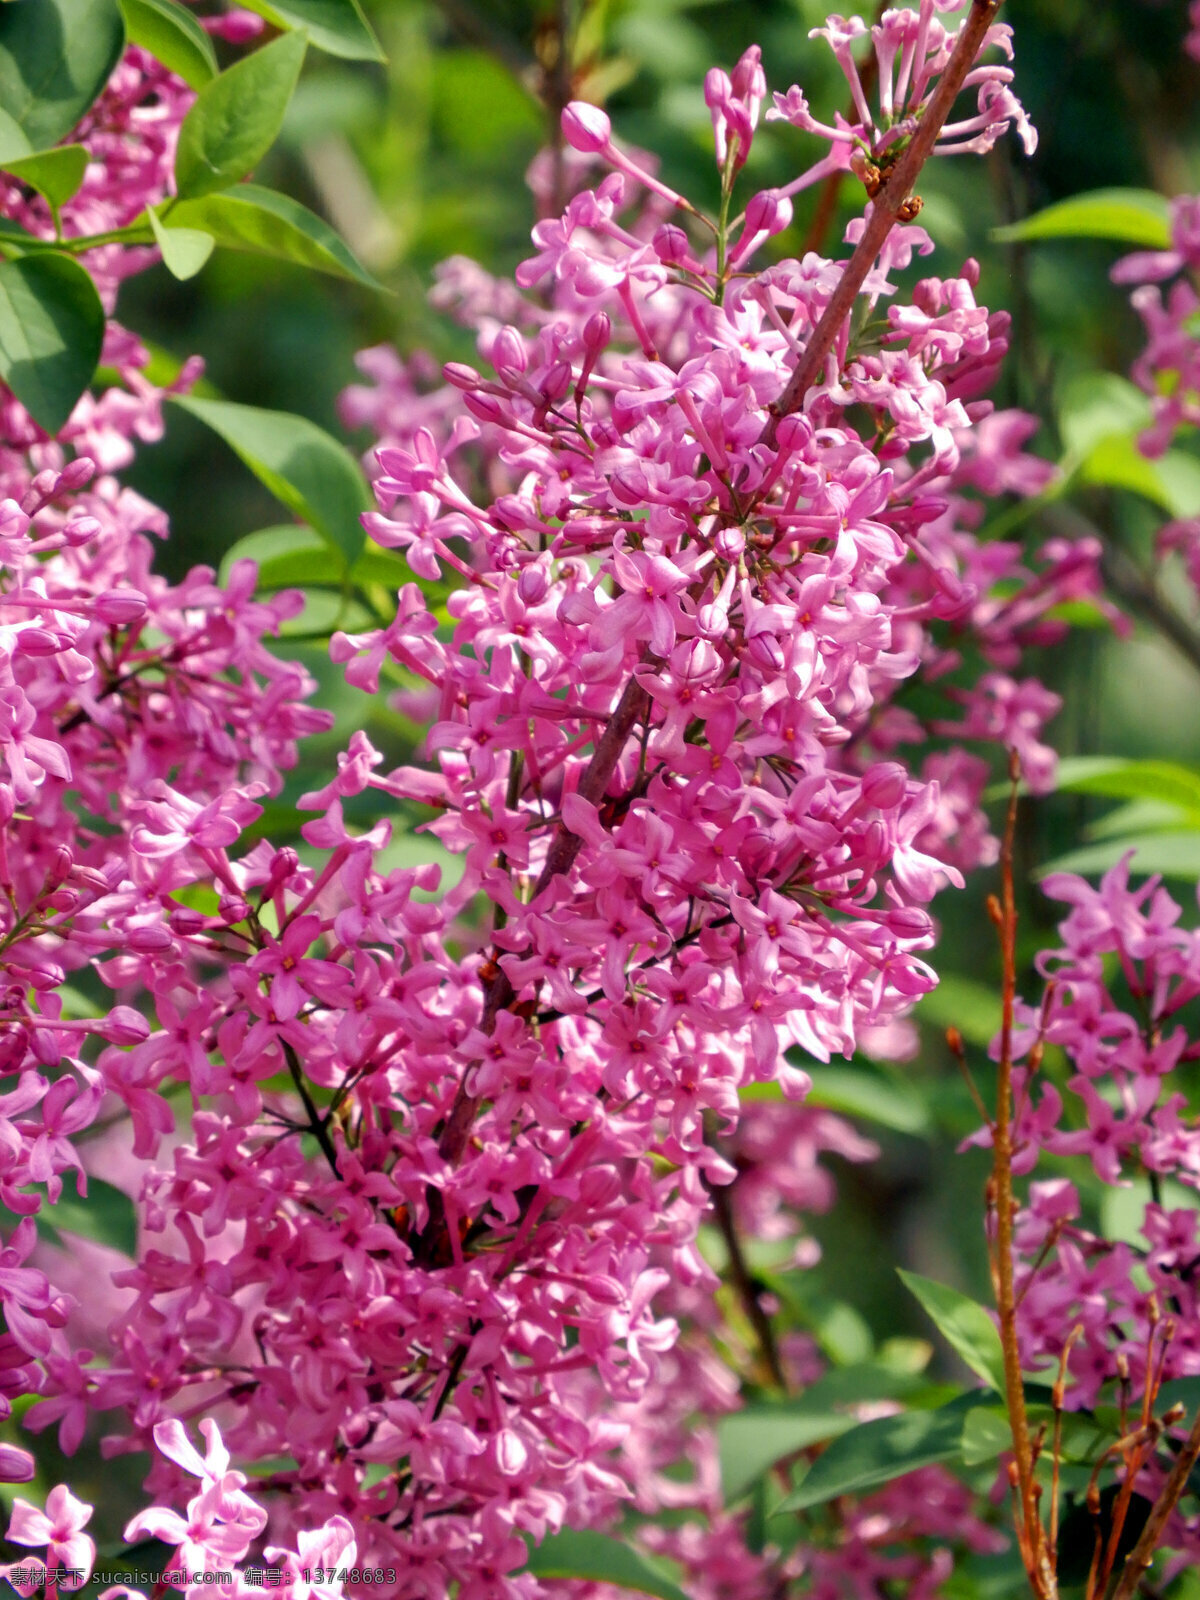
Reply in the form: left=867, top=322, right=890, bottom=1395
left=168, top=906, right=207, bottom=935
left=14, top=628, right=62, bottom=656
left=743, top=188, right=793, bottom=239
left=462, top=392, right=507, bottom=426
left=714, top=527, right=745, bottom=560
left=582, top=312, right=611, bottom=354
left=653, top=224, right=691, bottom=265
left=98, top=1006, right=151, bottom=1045
left=860, top=763, right=908, bottom=811
left=443, top=362, right=482, bottom=391
left=491, top=326, right=527, bottom=375
left=561, top=101, right=611, bottom=154
left=92, top=589, right=148, bottom=626
left=517, top=565, right=550, bottom=605
left=219, top=895, right=249, bottom=924
left=63, top=516, right=101, bottom=547
left=59, top=458, right=96, bottom=492
left=541, top=361, right=572, bottom=402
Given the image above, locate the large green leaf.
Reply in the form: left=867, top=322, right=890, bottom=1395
left=1038, top=833, right=1200, bottom=881
left=897, top=1271, right=1005, bottom=1393
left=774, top=1399, right=971, bottom=1514
left=1058, top=372, right=1151, bottom=462
left=718, top=1364, right=929, bottom=1504
left=523, top=1531, right=686, bottom=1600
left=0, top=251, right=104, bottom=434
left=174, top=30, right=307, bottom=200
left=720, top=1409, right=857, bottom=1505
left=237, top=0, right=384, bottom=61
left=167, top=184, right=380, bottom=287
left=0, top=0, right=125, bottom=148
left=1052, top=757, right=1200, bottom=822
left=0, top=107, right=32, bottom=163
left=1, top=143, right=87, bottom=208
left=994, top=188, right=1172, bottom=249
left=170, top=395, right=371, bottom=565
left=118, top=0, right=217, bottom=88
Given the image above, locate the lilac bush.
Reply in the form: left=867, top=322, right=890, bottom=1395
left=2, top=1, right=1200, bottom=1597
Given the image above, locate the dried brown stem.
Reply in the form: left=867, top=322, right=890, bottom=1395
left=760, top=0, right=1001, bottom=449
left=1109, top=1406, right=1200, bottom=1600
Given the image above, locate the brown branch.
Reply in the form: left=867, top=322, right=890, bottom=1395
left=761, top=0, right=1001, bottom=449
left=704, top=1156, right=786, bottom=1390
left=991, top=752, right=1057, bottom=1600
left=1109, top=1406, right=1200, bottom=1600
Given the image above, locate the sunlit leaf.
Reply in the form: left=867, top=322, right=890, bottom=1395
left=897, top=1271, right=1005, bottom=1392
left=170, top=395, right=370, bottom=566
left=0, top=143, right=87, bottom=208
left=148, top=204, right=214, bottom=281
left=237, top=0, right=384, bottom=61
left=994, top=188, right=1172, bottom=249
left=167, top=184, right=381, bottom=287
left=174, top=30, right=307, bottom=199
left=118, top=0, right=216, bottom=87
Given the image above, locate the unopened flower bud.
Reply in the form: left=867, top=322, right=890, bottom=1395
left=491, top=326, right=527, bottom=375
left=743, top=188, right=793, bottom=239
left=861, top=762, right=908, bottom=811
left=62, top=515, right=101, bottom=548
left=92, top=589, right=148, bottom=626
left=169, top=906, right=207, bottom=935
left=517, top=565, right=550, bottom=605
left=714, top=526, right=745, bottom=560
left=582, top=311, right=611, bottom=354
left=443, top=362, right=482, bottom=391
left=98, top=1006, right=151, bottom=1045
left=653, top=224, right=691, bottom=265
left=541, top=361, right=572, bottom=402
left=462, top=392, right=507, bottom=426
left=15, top=628, right=62, bottom=656
left=561, top=101, right=611, bottom=154
left=59, top=458, right=96, bottom=492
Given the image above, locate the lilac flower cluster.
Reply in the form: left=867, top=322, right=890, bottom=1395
left=0, top=3, right=1132, bottom=1594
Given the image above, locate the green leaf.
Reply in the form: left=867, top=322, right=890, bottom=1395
left=720, top=1408, right=858, bottom=1504
left=0, top=106, right=31, bottom=162
left=1052, top=757, right=1200, bottom=822
left=994, top=188, right=1172, bottom=249
left=0, top=251, right=103, bottom=434
left=237, top=0, right=384, bottom=61
left=804, top=1066, right=930, bottom=1136
left=961, top=1406, right=1014, bottom=1467
left=41, top=1175, right=137, bottom=1255
left=0, top=0, right=125, bottom=148
left=167, top=183, right=381, bottom=287
left=117, top=0, right=216, bottom=87
left=174, top=30, right=307, bottom=200
left=1038, top=832, right=1200, bottom=881
left=1, top=143, right=87, bottom=208
left=774, top=1399, right=971, bottom=1514
left=1080, top=434, right=1200, bottom=517
left=170, top=395, right=370, bottom=565
left=523, top=1530, right=687, bottom=1600
left=219, top=524, right=341, bottom=589
left=1058, top=372, right=1151, bottom=462
left=0, top=1175, right=137, bottom=1256
left=898, top=1271, right=1005, bottom=1393
left=147, top=203, right=213, bottom=280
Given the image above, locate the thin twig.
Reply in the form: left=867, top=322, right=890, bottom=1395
left=703, top=1153, right=786, bottom=1389
left=992, top=750, right=1057, bottom=1600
